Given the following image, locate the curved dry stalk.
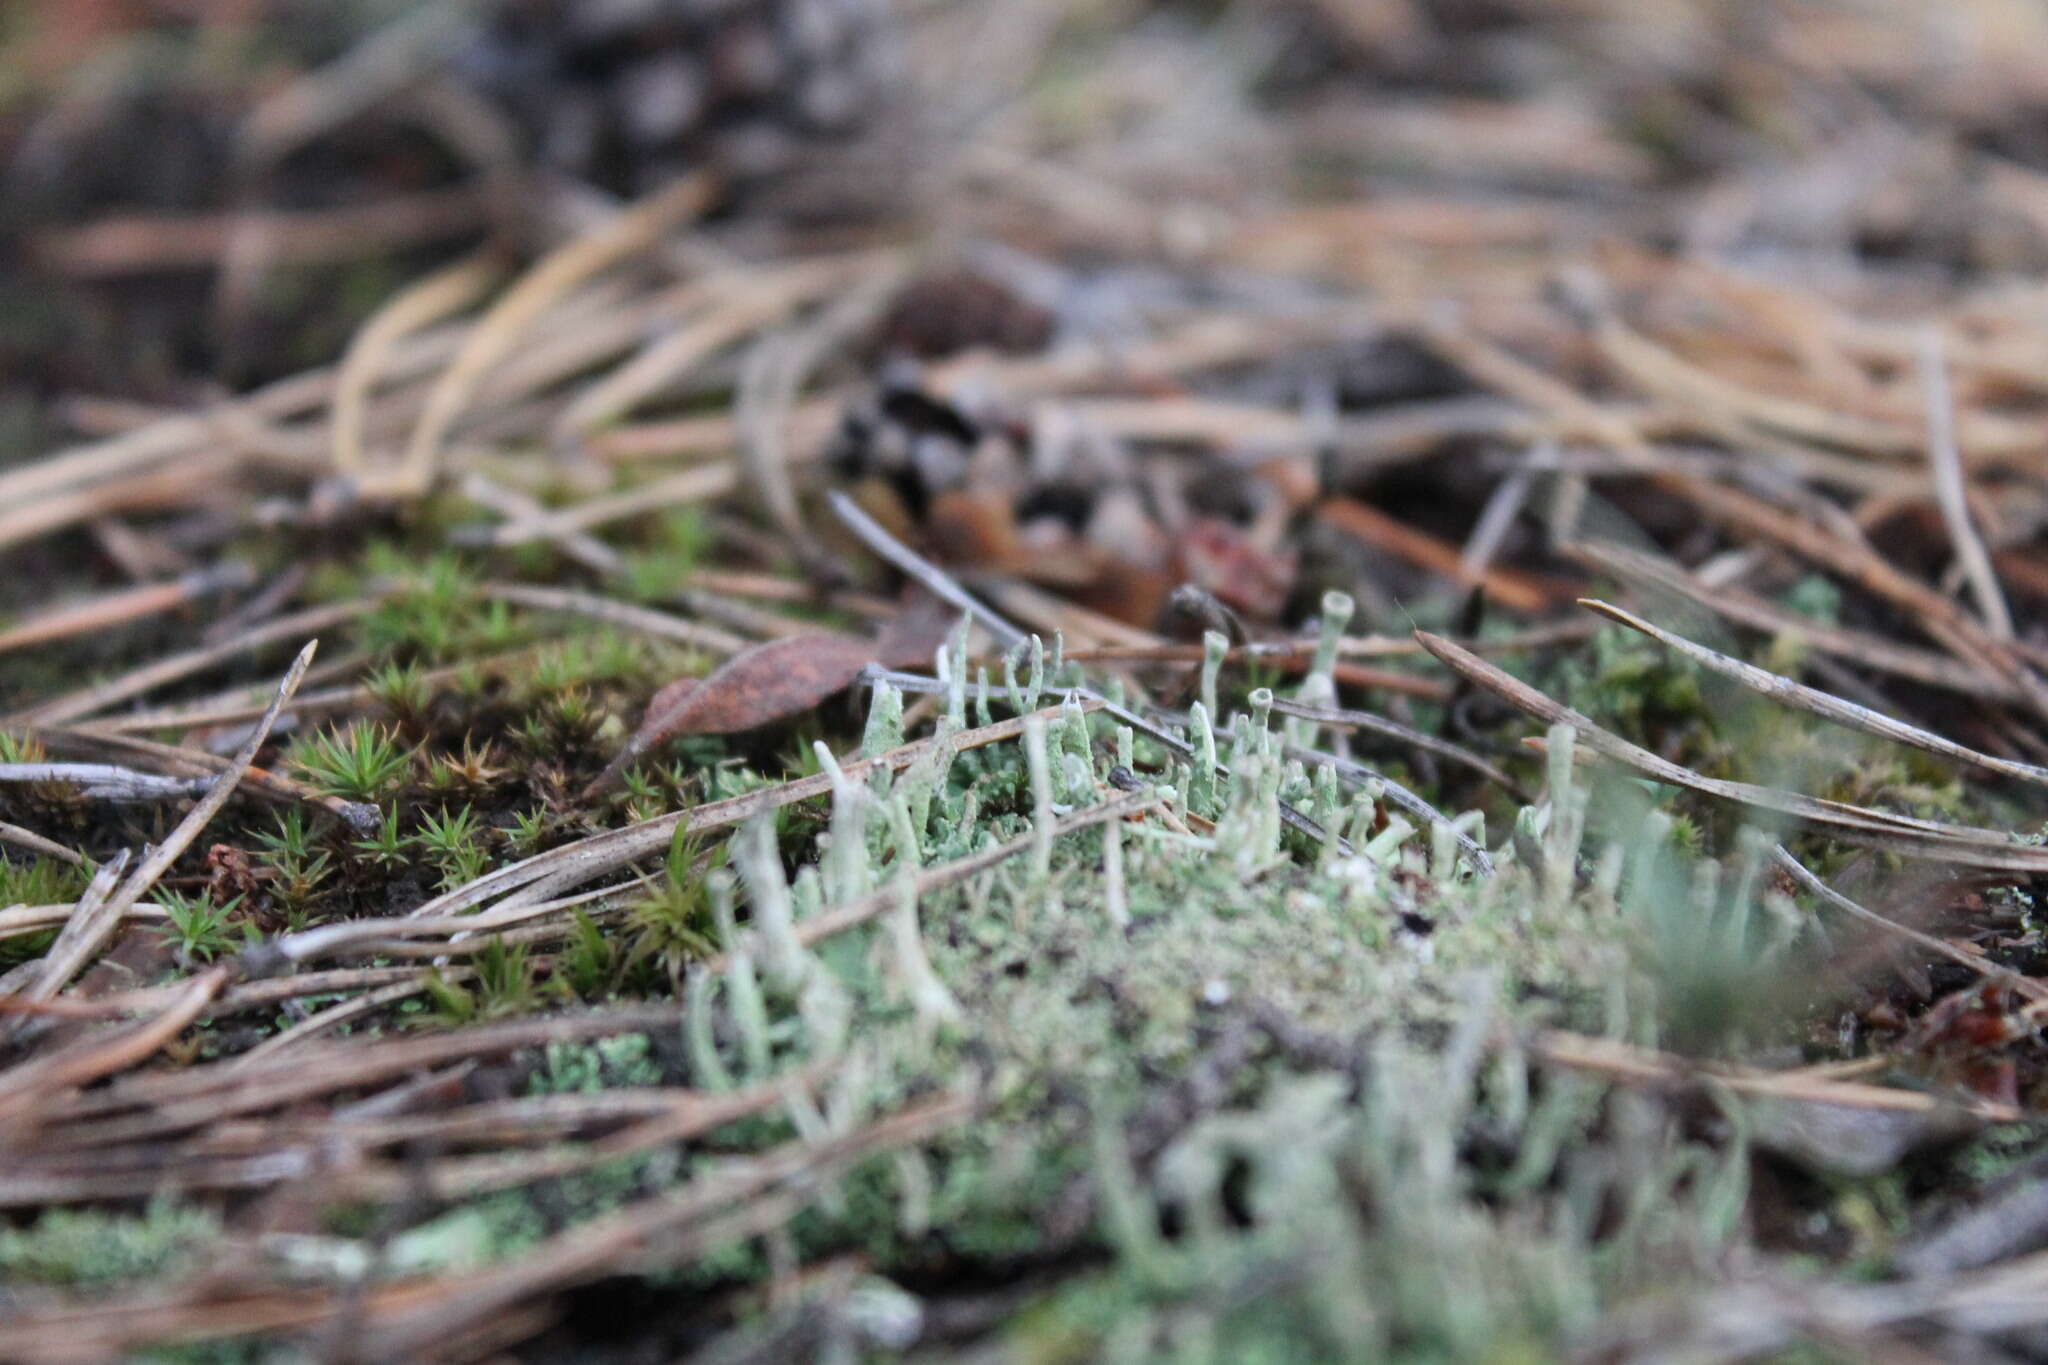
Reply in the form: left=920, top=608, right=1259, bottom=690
left=263, top=886, right=620, bottom=971
left=1580, top=598, right=2048, bottom=789
left=234, top=971, right=476, bottom=1065
left=0, top=563, right=254, bottom=656
left=478, top=582, right=749, bottom=655
left=733, top=254, right=912, bottom=555
left=1530, top=1027, right=2020, bottom=1122
left=828, top=489, right=1027, bottom=650
left=1919, top=329, right=2014, bottom=638
left=472, top=464, right=737, bottom=547
left=38, top=1006, right=704, bottom=1136
left=0, top=763, right=212, bottom=802
left=0, top=901, right=166, bottom=943
left=1770, top=847, right=2048, bottom=1005
left=0, top=968, right=229, bottom=1127
left=556, top=250, right=890, bottom=442
left=398, top=172, right=717, bottom=495
left=1277, top=739, right=1495, bottom=873
left=332, top=250, right=503, bottom=482
left=1414, top=629, right=2048, bottom=871
left=355, top=1093, right=973, bottom=1359
left=375, top=699, right=1100, bottom=927
left=239, top=792, right=1156, bottom=1068
left=1571, top=540, right=2013, bottom=702
left=1667, top=470, right=2048, bottom=721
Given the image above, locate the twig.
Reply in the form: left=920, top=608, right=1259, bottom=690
left=364, top=700, right=1102, bottom=927
left=8, top=642, right=316, bottom=1012
left=0, top=764, right=211, bottom=802
left=0, top=823, right=92, bottom=868
left=470, top=465, right=737, bottom=547
left=1570, top=540, right=2016, bottom=702
left=13, top=601, right=368, bottom=726
left=1529, top=1027, right=2020, bottom=1122
left=829, top=490, right=1026, bottom=650
left=28, top=186, right=492, bottom=279
left=333, top=251, right=503, bottom=485
left=1315, top=494, right=1567, bottom=612
left=1264, top=695, right=1527, bottom=794
left=0, top=968, right=230, bottom=1127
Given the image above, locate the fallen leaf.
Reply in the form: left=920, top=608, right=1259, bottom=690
left=588, top=594, right=961, bottom=796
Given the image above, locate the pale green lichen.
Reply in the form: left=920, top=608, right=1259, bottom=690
left=0, top=1201, right=219, bottom=1288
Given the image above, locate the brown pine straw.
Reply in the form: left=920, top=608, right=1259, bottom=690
left=394, top=172, right=718, bottom=497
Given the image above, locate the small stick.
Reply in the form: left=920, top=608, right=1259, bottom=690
left=1416, top=629, right=2048, bottom=870
left=1529, top=1026, right=2018, bottom=1122
left=14, top=601, right=367, bottom=726
left=0, top=823, right=92, bottom=868
left=457, top=474, right=620, bottom=574
left=1316, top=494, right=1566, bottom=612
left=1264, top=695, right=1527, bottom=795
left=0, top=764, right=212, bottom=802
left=333, top=252, right=503, bottom=484
left=829, top=490, right=1026, bottom=651
left=472, top=465, right=736, bottom=546
left=10, top=641, right=314, bottom=1010
left=0, top=969, right=229, bottom=1126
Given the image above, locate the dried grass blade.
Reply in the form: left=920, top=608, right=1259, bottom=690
left=1571, top=540, right=2011, bottom=701
left=14, top=601, right=365, bottom=725
left=1771, top=848, right=2048, bottom=1004
left=1530, top=1028, right=2019, bottom=1122
left=332, top=250, right=502, bottom=483
left=355, top=1093, right=973, bottom=1358
left=478, top=582, right=747, bottom=655
left=1580, top=598, right=2048, bottom=789
left=1919, top=329, right=2014, bottom=638
left=829, top=489, right=1027, bottom=650
left=1413, top=630, right=2048, bottom=870
left=385, top=700, right=1101, bottom=924
left=0, top=967, right=228, bottom=1126
left=0, top=823, right=92, bottom=868
left=399, top=172, right=716, bottom=494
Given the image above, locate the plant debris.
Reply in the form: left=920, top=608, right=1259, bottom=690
left=10, top=2, right=2048, bottom=1362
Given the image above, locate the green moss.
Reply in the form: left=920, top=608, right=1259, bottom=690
left=0, top=853, right=88, bottom=907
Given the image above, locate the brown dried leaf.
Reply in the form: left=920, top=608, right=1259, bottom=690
left=591, top=595, right=960, bottom=796
left=615, top=632, right=872, bottom=764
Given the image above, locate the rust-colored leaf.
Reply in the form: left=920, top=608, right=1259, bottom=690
left=589, top=593, right=963, bottom=796
left=594, top=633, right=874, bottom=791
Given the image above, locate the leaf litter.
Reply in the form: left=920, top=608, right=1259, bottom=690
left=9, top=2, right=2048, bottom=1361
